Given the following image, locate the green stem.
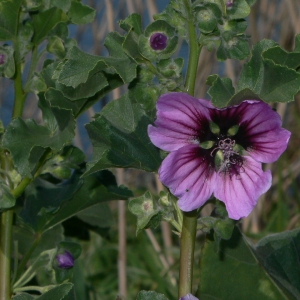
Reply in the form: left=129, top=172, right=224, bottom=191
left=178, top=0, right=202, bottom=298
left=0, top=152, right=14, bottom=300
left=12, top=44, right=26, bottom=119
left=178, top=210, right=198, bottom=298
left=13, top=234, right=41, bottom=286
left=184, top=0, right=202, bottom=96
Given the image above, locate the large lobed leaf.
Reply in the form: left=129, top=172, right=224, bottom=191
left=85, top=93, right=162, bottom=176
left=197, top=227, right=287, bottom=299
left=2, top=98, right=76, bottom=178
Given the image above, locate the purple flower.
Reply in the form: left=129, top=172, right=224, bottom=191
left=148, top=93, right=291, bottom=220
left=56, top=251, right=74, bottom=269
left=180, top=294, right=199, bottom=300
left=0, top=53, right=5, bottom=65
left=226, top=0, right=234, bottom=8
left=150, top=33, right=168, bottom=50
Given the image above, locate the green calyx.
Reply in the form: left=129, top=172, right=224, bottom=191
left=209, top=121, right=220, bottom=134
left=138, top=20, right=178, bottom=61
left=227, top=124, right=239, bottom=136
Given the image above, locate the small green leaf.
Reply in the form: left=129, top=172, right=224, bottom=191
left=37, top=283, right=75, bottom=300
left=85, top=93, right=162, bottom=175
left=226, top=0, right=251, bottom=20
left=119, top=13, right=143, bottom=35
left=12, top=293, right=34, bottom=300
left=136, top=290, right=169, bottom=300
left=68, top=1, right=95, bottom=25
left=206, top=74, right=235, bottom=107
left=0, top=179, right=15, bottom=210
left=32, top=7, right=69, bottom=45
left=0, top=45, right=15, bottom=78
left=0, top=0, right=23, bottom=41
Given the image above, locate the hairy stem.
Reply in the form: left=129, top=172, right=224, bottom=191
left=184, top=4, right=201, bottom=95
left=178, top=0, right=202, bottom=298
left=179, top=210, right=198, bottom=298
left=0, top=152, right=14, bottom=299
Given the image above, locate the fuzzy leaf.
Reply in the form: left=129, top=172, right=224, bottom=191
left=237, top=40, right=300, bottom=102
left=32, top=7, right=69, bottom=45
left=253, top=228, right=300, bottom=299
left=2, top=100, right=75, bottom=177
left=68, top=1, right=96, bottom=24
left=136, top=291, right=169, bottom=300
left=0, top=0, right=23, bottom=41
left=85, top=93, right=161, bottom=176
left=197, top=227, right=286, bottom=299
left=206, top=74, right=235, bottom=107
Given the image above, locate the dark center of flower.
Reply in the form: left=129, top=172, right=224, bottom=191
left=199, top=123, right=245, bottom=178
left=150, top=33, right=168, bottom=50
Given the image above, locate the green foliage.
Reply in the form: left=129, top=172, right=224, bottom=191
left=19, top=169, right=132, bottom=234
left=0, top=0, right=23, bottom=41
left=254, top=228, right=300, bottom=299
left=136, top=290, right=169, bottom=300
left=206, top=38, right=300, bottom=106
left=85, top=93, right=162, bottom=176
left=197, top=227, right=287, bottom=299
left=2, top=99, right=76, bottom=178
left=0, top=45, right=15, bottom=78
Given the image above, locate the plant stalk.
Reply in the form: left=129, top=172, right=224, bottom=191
left=0, top=152, right=14, bottom=299
left=178, top=0, right=202, bottom=298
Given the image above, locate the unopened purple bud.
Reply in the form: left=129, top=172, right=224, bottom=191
left=180, top=294, right=199, bottom=300
left=56, top=251, right=74, bottom=269
left=226, top=0, right=234, bottom=8
left=0, top=53, right=5, bottom=65
left=150, top=33, right=168, bottom=50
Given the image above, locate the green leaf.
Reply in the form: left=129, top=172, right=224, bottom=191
left=237, top=40, right=300, bottom=103
left=154, top=0, right=188, bottom=39
left=102, top=32, right=137, bottom=83
left=128, top=191, right=162, bottom=234
left=217, top=32, right=250, bottom=61
left=0, top=179, right=16, bottom=210
left=2, top=99, right=75, bottom=177
left=119, top=13, right=143, bottom=35
left=68, top=1, right=96, bottom=24
left=19, top=169, right=132, bottom=233
left=0, top=0, right=23, bottom=41
left=12, top=294, right=34, bottom=300
left=32, top=7, right=69, bottom=45
left=136, top=290, right=169, bottom=300
left=37, top=283, right=75, bottom=300
left=226, top=0, right=251, bottom=20
left=56, top=46, right=105, bottom=88
left=85, top=93, right=162, bottom=176
left=13, top=224, right=64, bottom=259
left=0, top=45, right=15, bottom=78
left=76, top=202, right=114, bottom=229
left=44, top=88, right=86, bottom=117
left=197, top=227, right=287, bottom=299
left=206, top=74, right=235, bottom=107
left=254, top=228, right=300, bottom=299
left=262, top=36, right=300, bottom=70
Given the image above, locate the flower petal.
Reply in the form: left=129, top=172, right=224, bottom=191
left=159, top=144, right=216, bottom=211
left=148, top=92, right=212, bottom=151
left=211, top=100, right=291, bottom=163
left=214, top=156, right=272, bottom=220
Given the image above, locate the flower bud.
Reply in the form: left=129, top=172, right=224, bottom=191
left=150, top=32, right=168, bottom=50
left=180, top=294, right=199, bottom=300
left=0, top=53, right=6, bottom=65
left=56, top=251, right=74, bottom=269
left=226, top=0, right=234, bottom=8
